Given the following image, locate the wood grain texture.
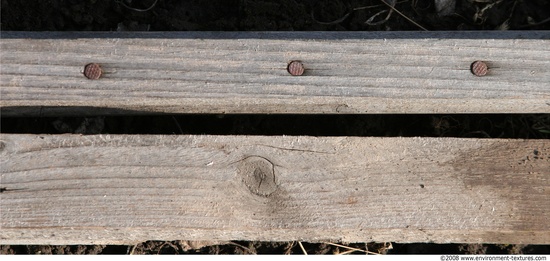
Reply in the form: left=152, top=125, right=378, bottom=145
left=1, top=31, right=549, bottom=115
left=1, top=134, right=549, bottom=244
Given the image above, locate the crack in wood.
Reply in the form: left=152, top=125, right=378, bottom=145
left=246, top=144, right=335, bottom=154
left=0, top=187, right=27, bottom=193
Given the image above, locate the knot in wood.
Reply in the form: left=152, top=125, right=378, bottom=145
left=238, top=156, right=278, bottom=197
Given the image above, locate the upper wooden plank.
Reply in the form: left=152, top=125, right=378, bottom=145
left=1, top=31, right=549, bottom=115
left=1, top=134, right=549, bottom=245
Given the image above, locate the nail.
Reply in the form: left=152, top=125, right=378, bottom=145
left=470, top=61, right=488, bottom=77
left=287, top=60, right=305, bottom=76
left=83, top=63, right=103, bottom=80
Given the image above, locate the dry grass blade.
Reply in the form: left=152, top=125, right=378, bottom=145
left=128, top=243, right=138, bottom=255
left=322, top=242, right=381, bottom=255
left=337, top=249, right=359, bottom=255
left=284, top=242, right=296, bottom=255
left=311, top=10, right=352, bottom=25
left=380, top=242, right=394, bottom=254
left=115, top=0, right=159, bottom=12
left=313, top=0, right=410, bottom=25
left=518, top=16, right=550, bottom=28
left=298, top=241, right=308, bottom=255
left=365, top=9, right=394, bottom=26
left=156, top=242, right=179, bottom=254
left=366, top=0, right=395, bottom=26
left=172, top=116, right=183, bottom=134
left=379, top=0, right=428, bottom=30
left=228, top=242, right=256, bottom=254
left=354, top=0, right=409, bottom=11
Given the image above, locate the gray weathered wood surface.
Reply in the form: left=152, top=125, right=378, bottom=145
left=1, top=134, right=548, bottom=244
left=1, top=31, right=549, bottom=115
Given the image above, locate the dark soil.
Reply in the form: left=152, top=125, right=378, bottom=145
left=1, top=0, right=550, bottom=255
left=2, top=0, right=550, bottom=31
left=2, top=114, right=550, bottom=139
left=2, top=242, right=550, bottom=255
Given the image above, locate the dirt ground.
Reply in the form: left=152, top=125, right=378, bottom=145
left=2, top=0, right=550, bottom=31
left=1, top=0, right=550, bottom=255
left=2, top=114, right=550, bottom=139
left=2, top=241, right=550, bottom=255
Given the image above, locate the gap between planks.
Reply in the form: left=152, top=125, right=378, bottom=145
left=1, top=134, right=549, bottom=245
left=1, top=31, right=549, bottom=115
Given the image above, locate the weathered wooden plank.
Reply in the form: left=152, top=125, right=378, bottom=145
left=1, top=31, right=549, bottom=115
left=1, top=134, right=548, bottom=244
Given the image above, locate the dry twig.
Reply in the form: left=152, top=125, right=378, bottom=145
left=322, top=242, right=381, bottom=255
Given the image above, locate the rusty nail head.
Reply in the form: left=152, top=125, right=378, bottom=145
left=470, top=61, right=488, bottom=77
left=84, top=63, right=103, bottom=80
left=287, top=60, right=305, bottom=76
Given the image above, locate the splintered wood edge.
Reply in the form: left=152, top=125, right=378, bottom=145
left=1, top=31, right=549, bottom=115
left=1, top=134, right=549, bottom=244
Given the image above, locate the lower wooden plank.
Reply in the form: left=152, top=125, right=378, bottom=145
left=1, top=134, right=549, bottom=244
